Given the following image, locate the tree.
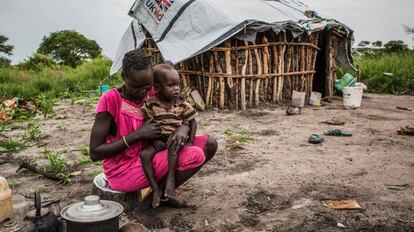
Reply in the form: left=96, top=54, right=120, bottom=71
left=402, top=24, right=414, bottom=41
left=358, top=41, right=370, bottom=47
left=372, top=41, right=383, bottom=48
left=37, top=30, right=102, bottom=68
left=384, top=40, right=409, bottom=53
left=18, top=53, right=57, bottom=71
left=0, top=35, right=13, bottom=67
left=0, top=57, right=11, bottom=67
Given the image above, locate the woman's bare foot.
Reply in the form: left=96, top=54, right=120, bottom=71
left=133, top=207, right=167, bottom=229
left=164, top=175, right=176, bottom=198
left=152, top=187, right=162, bottom=208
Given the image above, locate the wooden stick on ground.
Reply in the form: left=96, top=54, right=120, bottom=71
left=17, top=162, right=62, bottom=181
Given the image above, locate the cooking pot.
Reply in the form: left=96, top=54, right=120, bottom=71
left=60, top=195, right=123, bottom=232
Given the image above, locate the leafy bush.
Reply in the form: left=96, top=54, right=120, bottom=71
left=338, top=52, right=414, bottom=95
left=18, top=53, right=57, bottom=71
left=0, top=57, right=121, bottom=102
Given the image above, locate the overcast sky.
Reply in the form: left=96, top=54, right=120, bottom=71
left=0, top=0, right=413, bottom=64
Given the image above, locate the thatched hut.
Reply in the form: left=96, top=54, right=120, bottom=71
left=111, top=0, right=354, bottom=109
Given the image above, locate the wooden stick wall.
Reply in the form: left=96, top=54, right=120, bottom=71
left=145, top=31, right=322, bottom=109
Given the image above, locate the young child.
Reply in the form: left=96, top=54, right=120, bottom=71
left=141, top=64, right=198, bottom=208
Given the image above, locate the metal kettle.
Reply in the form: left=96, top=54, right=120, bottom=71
left=30, top=192, right=59, bottom=232
left=0, top=192, right=59, bottom=232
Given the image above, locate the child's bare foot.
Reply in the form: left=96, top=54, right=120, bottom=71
left=152, top=187, right=161, bottom=208
left=164, top=175, right=176, bottom=198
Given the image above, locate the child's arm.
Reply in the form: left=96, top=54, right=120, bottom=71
left=187, top=118, right=197, bottom=145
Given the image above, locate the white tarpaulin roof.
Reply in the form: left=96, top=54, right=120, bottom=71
left=110, top=0, right=353, bottom=75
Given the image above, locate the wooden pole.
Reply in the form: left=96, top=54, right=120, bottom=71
left=286, top=42, right=293, bottom=98
left=225, top=41, right=235, bottom=109
left=241, top=41, right=249, bottom=110
left=253, top=42, right=262, bottom=107
left=248, top=42, right=254, bottom=108
left=300, top=44, right=306, bottom=92
left=214, top=51, right=225, bottom=108
left=272, top=44, right=278, bottom=102
left=262, top=36, right=270, bottom=102
left=206, top=56, right=214, bottom=106
left=278, top=32, right=287, bottom=102
left=200, top=54, right=206, bottom=99
left=325, top=30, right=333, bottom=97
left=310, top=33, right=319, bottom=97
left=235, top=41, right=240, bottom=110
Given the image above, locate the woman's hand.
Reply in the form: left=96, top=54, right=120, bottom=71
left=167, top=124, right=190, bottom=152
left=134, top=120, right=162, bottom=140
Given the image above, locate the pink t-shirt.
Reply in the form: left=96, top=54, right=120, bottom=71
left=95, top=88, right=155, bottom=181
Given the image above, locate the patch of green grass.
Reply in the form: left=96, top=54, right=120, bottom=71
left=38, top=93, right=56, bottom=118
left=0, top=139, right=23, bottom=152
left=57, top=122, right=68, bottom=131
left=78, top=146, right=94, bottom=166
left=35, top=184, right=48, bottom=193
left=0, top=122, right=12, bottom=137
left=258, top=129, right=280, bottom=136
left=42, top=149, right=70, bottom=184
left=88, top=170, right=102, bottom=179
left=224, top=125, right=253, bottom=144
left=224, top=128, right=234, bottom=136
left=8, top=179, right=19, bottom=189
left=24, top=121, right=41, bottom=141
left=229, top=134, right=253, bottom=144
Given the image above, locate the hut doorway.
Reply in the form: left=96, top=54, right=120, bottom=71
left=313, top=30, right=329, bottom=97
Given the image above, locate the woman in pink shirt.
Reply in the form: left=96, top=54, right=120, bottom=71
left=89, top=50, right=217, bottom=229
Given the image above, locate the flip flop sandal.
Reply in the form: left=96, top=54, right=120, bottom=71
left=323, top=129, right=352, bottom=136
left=308, top=134, right=324, bottom=144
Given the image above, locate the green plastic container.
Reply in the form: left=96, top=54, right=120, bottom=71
left=335, top=73, right=356, bottom=92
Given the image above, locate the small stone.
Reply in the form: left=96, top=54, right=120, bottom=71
left=55, top=115, right=67, bottom=120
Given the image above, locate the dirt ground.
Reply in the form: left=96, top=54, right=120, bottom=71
left=1, top=94, right=413, bottom=231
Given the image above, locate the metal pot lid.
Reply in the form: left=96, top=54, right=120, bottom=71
left=60, top=195, right=123, bottom=223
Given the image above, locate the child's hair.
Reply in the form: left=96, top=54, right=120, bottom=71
left=153, top=63, right=177, bottom=84
left=122, top=49, right=151, bottom=75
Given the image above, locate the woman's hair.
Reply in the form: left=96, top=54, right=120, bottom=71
left=122, top=49, right=152, bottom=75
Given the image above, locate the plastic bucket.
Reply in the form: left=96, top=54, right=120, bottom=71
left=292, top=91, right=306, bottom=107
left=99, top=85, right=110, bottom=94
left=309, top=92, right=322, bottom=106
left=343, top=86, right=364, bottom=108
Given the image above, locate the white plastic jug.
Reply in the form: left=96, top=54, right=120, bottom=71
left=343, top=86, right=364, bottom=108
